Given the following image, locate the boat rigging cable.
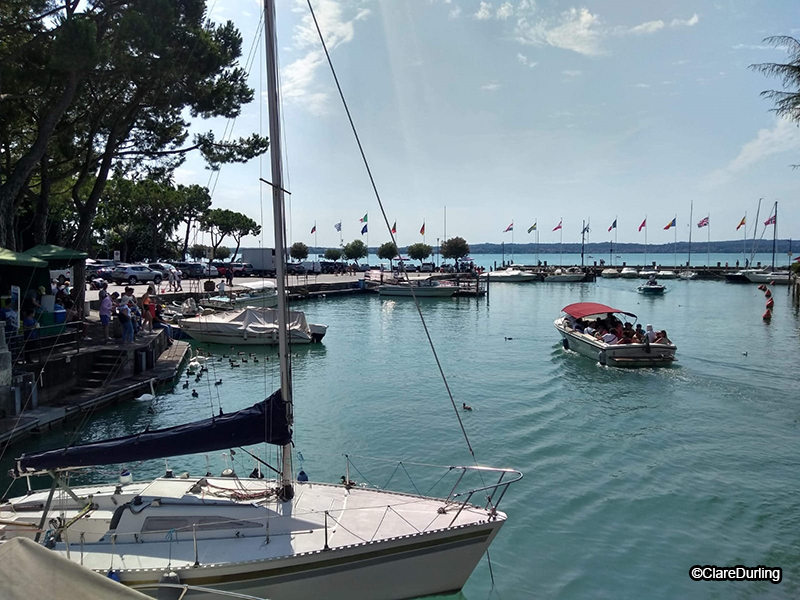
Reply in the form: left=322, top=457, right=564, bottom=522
left=304, top=1, right=477, bottom=463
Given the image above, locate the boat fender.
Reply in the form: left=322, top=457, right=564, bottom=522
left=297, top=469, right=309, bottom=482
left=762, top=309, right=772, bottom=321
left=562, top=338, right=569, bottom=350
left=765, top=289, right=772, bottom=298
left=598, top=350, right=607, bottom=366
left=766, top=298, right=774, bottom=309
left=107, top=570, right=121, bottom=582
left=158, top=572, right=181, bottom=600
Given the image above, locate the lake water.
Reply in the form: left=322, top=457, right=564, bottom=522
left=3, top=277, right=799, bottom=599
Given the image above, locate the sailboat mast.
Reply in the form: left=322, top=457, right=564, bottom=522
left=581, top=219, right=585, bottom=267
left=264, top=0, right=293, bottom=501
left=772, top=201, right=778, bottom=270
left=687, top=201, right=693, bottom=268
left=750, top=198, right=762, bottom=264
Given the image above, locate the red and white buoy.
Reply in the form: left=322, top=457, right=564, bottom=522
left=763, top=308, right=772, bottom=321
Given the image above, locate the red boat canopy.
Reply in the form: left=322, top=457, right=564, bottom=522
left=561, top=302, right=637, bottom=319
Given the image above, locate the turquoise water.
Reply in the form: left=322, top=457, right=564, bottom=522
left=3, top=278, right=800, bottom=598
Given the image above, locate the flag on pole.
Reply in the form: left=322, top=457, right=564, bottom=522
left=697, top=216, right=709, bottom=228
left=664, top=218, right=676, bottom=230
left=608, top=219, right=617, bottom=232
left=361, top=223, right=368, bottom=235
left=503, top=222, right=513, bottom=233
left=736, top=215, right=746, bottom=230
left=310, top=224, right=316, bottom=234
left=764, top=214, right=776, bottom=226
left=391, top=221, right=396, bottom=234
left=553, top=219, right=562, bottom=232
left=334, top=221, right=342, bottom=232
left=420, top=222, right=426, bottom=235
left=638, top=218, right=647, bottom=232
left=527, top=222, right=537, bottom=233
left=359, top=213, right=368, bottom=223
left=581, top=223, right=591, bottom=234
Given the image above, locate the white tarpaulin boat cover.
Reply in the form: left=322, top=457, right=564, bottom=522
left=0, top=537, right=150, bottom=599
left=183, top=306, right=311, bottom=335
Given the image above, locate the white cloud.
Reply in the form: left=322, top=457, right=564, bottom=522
left=283, top=0, right=368, bottom=114
left=474, top=2, right=492, bottom=20
left=496, top=2, right=513, bottom=20
left=732, top=43, right=776, bottom=51
left=671, top=14, right=699, bottom=27
left=705, top=118, right=800, bottom=186
left=515, top=7, right=605, bottom=56
left=481, top=82, right=501, bottom=91
left=448, top=5, right=462, bottom=19
left=628, top=20, right=664, bottom=35
left=634, top=83, right=650, bottom=88
left=562, top=69, right=582, bottom=76
left=517, top=53, right=538, bottom=68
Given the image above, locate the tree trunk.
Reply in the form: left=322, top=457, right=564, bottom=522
left=0, top=73, right=77, bottom=248
left=182, top=220, right=192, bottom=260
left=33, top=154, right=51, bottom=245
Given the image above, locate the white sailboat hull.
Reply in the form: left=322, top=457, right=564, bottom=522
left=744, top=272, right=790, bottom=284
left=600, top=269, right=620, bottom=278
left=619, top=269, right=638, bottom=279
left=545, top=274, right=584, bottom=282
left=486, top=270, right=539, bottom=282
left=554, top=318, right=676, bottom=367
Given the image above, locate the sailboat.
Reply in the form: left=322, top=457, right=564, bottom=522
left=745, top=201, right=789, bottom=284
left=0, top=3, right=520, bottom=598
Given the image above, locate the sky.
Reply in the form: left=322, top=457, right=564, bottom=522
left=175, top=0, right=800, bottom=250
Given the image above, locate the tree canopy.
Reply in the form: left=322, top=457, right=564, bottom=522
left=290, top=242, right=309, bottom=262
left=324, top=247, right=343, bottom=261
left=201, top=208, right=259, bottom=261
left=377, top=241, right=398, bottom=263
left=0, top=0, right=268, bottom=250
left=407, top=242, right=432, bottom=264
left=441, top=237, right=470, bottom=261
left=343, top=239, right=368, bottom=263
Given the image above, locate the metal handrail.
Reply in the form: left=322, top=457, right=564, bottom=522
left=131, top=583, right=268, bottom=599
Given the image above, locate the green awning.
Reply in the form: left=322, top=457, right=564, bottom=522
left=0, top=248, right=50, bottom=268
left=22, top=244, right=88, bottom=262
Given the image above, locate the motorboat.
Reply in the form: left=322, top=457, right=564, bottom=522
left=205, top=280, right=278, bottom=310
left=600, top=268, right=620, bottom=278
left=619, top=267, right=639, bottom=279
left=486, top=268, right=541, bottom=282
left=638, top=269, right=658, bottom=279
left=378, top=278, right=458, bottom=297
left=638, top=277, right=666, bottom=295
left=744, top=271, right=791, bottom=285
left=656, top=270, right=677, bottom=279
left=180, top=306, right=327, bottom=344
left=554, top=302, right=677, bottom=367
left=545, top=267, right=585, bottom=282
left=678, top=270, right=698, bottom=280
left=725, top=268, right=767, bottom=283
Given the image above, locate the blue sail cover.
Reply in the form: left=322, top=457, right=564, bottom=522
left=15, top=390, right=291, bottom=474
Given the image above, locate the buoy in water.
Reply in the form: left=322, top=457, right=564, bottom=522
left=765, top=289, right=772, bottom=298
left=766, top=297, right=774, bottom=309
left=762, top=309, right=772, bottom=321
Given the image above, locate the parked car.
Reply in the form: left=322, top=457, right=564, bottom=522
left=50, top=267, right=72, bottom=283
left=147, top=263, right=177, bottom=278
left=211, top=261, right=229, bottom=276
left=173, top=262, right=205, bottom=279
left=111, top=264, right=162, bottom=285
left=398, top=262, right=418, bottom=272
left=230, top=262, right=254, bottom=277
left=287, top=263, right=306, bottom=275
left=420, top=262, right=435, bottom=273
left=203, top=264, right=220, bottom=277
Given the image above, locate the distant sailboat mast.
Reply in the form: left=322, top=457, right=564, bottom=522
left=264, top=0, right=293, bottom=500
left=687, top=201, right=693, bottom=268
left=750, top=198, right=762, bottom=265
left=771, top=201, right=778, bottom=271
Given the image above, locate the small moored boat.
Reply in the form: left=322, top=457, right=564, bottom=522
left=546, top=267, right=585, bottom=282
left=554, top=302, right=677, bottom=367
left=486, top=268, right=541, bottom=282
left=206, top=280, right=279, bottom=310
left=180, top=306, right=327, bottom=344
left=378, top=278, right=458, bottom=297
left=638, top=276, right=666, bottom=295
left=678, top=270, right=698, bottom=280
left=619, top=267, right=639, bottom=279
left=600, top=268, right=620, bottom=278
left=656, top=270, right=677, bottom=279
left=744, top=271, right=790, bottom=285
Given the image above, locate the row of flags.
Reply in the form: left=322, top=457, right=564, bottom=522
left=312, top=212, right=778, bottom=237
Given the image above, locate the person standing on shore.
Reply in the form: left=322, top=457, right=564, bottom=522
left=167, top=268, right=176, bottom=292
left=99, top=290, right=113, bottom=343
left=175, top=269, right=183, bottom=292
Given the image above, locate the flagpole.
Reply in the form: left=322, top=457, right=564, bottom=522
left=511, top=220, right=514, bottom=263
left=772, top=201, right=778, bottom=270
left=581, top=219, right=585, bottom=267
left=644, top=214, right=648, bottom=268
left=614, top=215, right=618, bottom=266
left=673, top=213, right=677, bottom=269
left=687, top=202, right=693, bottom=268
left=536, top=221, right=539, bottom=265
left=314, top=221, right=317, bottom=260
left=707, top=214, right=710, bottom=268
left=559, top=219, right=563, bottom=266
left=742, top=211, right=747, bottom=262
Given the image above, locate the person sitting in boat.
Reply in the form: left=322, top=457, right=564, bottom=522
left=573, top=319, right=586, bottom=333
left=634, top=323, right=645, bottom=342
left=644, top=324, right=656, bottom=343
left=654, top=330, right=672, bottom=345
left=616, top=331, right=634, bottom=345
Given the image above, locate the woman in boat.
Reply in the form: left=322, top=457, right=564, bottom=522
left=655, top=330, right=672, bottom=345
